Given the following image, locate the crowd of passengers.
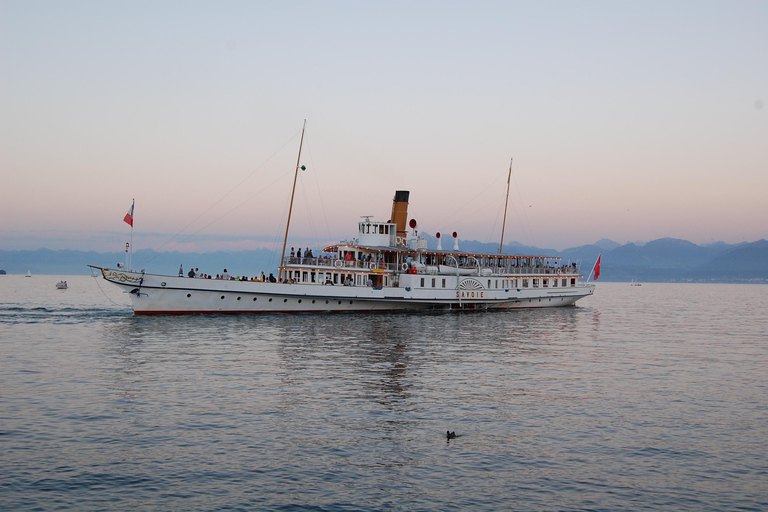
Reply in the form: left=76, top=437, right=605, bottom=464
left=185, top=267, right=277, bottom=282
left=184, top=252, right=579, bottom=282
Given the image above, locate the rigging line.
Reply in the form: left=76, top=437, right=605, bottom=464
left=431, top=173, right=507, bottom=234
left=90, top=273, right=125, bottom=307
left=459, top=196, right=505, bottom=229
left=267, top=189, right=294, bottom=272
left=164, top=166, right=297, bottom=251
left=137, top=129, right=303, bottom=265
left=485, top=198, right=504, bottom=247
left=297, top=174, right=320, bottom=251
left=411, top=194, right=503, bottom=245
left=510, top=167, right=536, bottom=246
left=305, top=141, right=332, bottom=242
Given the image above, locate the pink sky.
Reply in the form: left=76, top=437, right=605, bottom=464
left=2, top=1, right=766, bottom=252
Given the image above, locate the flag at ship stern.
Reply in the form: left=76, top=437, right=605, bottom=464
left=593, top=253, right=602, bottom=280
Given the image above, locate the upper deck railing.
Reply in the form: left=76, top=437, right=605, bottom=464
left=283, top=256, right=578, bottom=276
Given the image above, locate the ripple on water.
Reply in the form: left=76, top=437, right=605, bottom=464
left=1, top=282, right=767, bottom=511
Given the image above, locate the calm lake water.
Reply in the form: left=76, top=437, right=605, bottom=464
left=1, top=275, right=767, bottom=511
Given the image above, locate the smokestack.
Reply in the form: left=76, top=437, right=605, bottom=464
left=390, top=190, right=410, bottom=242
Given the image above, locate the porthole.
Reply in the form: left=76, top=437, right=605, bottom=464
left=237, top=297, right=241, bottom=301
left=349, top=301, right=353, bottom=305
left=325, top=300, right=329, bottom=304
left=253, top=297, right=257, bottom=301
left=338, top=301, right=342, bottom=305
left=269, top=298, right=273, bottom=302
left=220, top=295, right=225, bottom=300
left=312, top=300, right=315, bottom=304
left=187, top=294, right=191, bottom=298
left=284, top=298, right=288, bottom=302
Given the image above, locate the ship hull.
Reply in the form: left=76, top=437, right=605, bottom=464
left=92, top=267, right=595, bottom=315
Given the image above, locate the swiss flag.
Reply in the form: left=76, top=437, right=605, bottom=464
left=593, top=253, right=601, bottom=280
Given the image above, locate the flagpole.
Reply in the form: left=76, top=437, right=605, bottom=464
left=129, top=198, right=134, bottom=271
left=499, top=157, right=513, bottom=254
left=279, top=120, right=307, bottom=280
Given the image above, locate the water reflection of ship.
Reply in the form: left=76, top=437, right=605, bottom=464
left=275, top=316, right=419, bottom=404
left=99, top=311, right=583, bottom=441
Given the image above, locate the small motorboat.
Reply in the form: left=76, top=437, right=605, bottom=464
left=56, top=281, right=68, bottom=289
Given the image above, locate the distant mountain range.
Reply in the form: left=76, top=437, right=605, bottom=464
left=1, top=238, right=767, bottom=283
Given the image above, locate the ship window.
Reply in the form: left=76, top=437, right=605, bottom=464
left=553, top=279, right=558, bottom=287
left=431, top=278, right=435, bottom=287
left=420, top=278, right=425, bottom=287
left=533, top=279, right=539, bottom=287
left=442, top=279, right=446, bottom=288
left=253, top=297, right=257, bottom=301
left=523, top=279, right=529, bottom=288
left=488, top=280, right=491, bottom=288
left=543, top=279, right=548, bottom=288
left=187, top=294, right=191, bottom=298
left=562, top=279, right=567, bottom=287
left=220, top=295, right=225, bottom=299
left=302, top=272, right=308, bottom=282
left=571, top=278, right=576, bottom=286
left=311, top=272, right=316, bottom=283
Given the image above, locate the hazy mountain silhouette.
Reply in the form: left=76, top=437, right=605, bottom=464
left=1, top=238, right=766, bottom=282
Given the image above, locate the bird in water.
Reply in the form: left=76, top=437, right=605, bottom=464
left=446, top=431, right=456, bottom=439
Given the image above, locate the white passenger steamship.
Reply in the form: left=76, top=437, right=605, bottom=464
left=91, top=123, right=595, bottom=314
left=91, top=189, right=595, bottom=315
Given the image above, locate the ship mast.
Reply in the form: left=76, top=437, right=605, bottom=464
left=499, top=157, right=513, bottom=254
left=279, top=119, right=307, bottom=279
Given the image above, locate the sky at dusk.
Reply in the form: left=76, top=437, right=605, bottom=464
left=2, top=0, right=766, bottom=254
